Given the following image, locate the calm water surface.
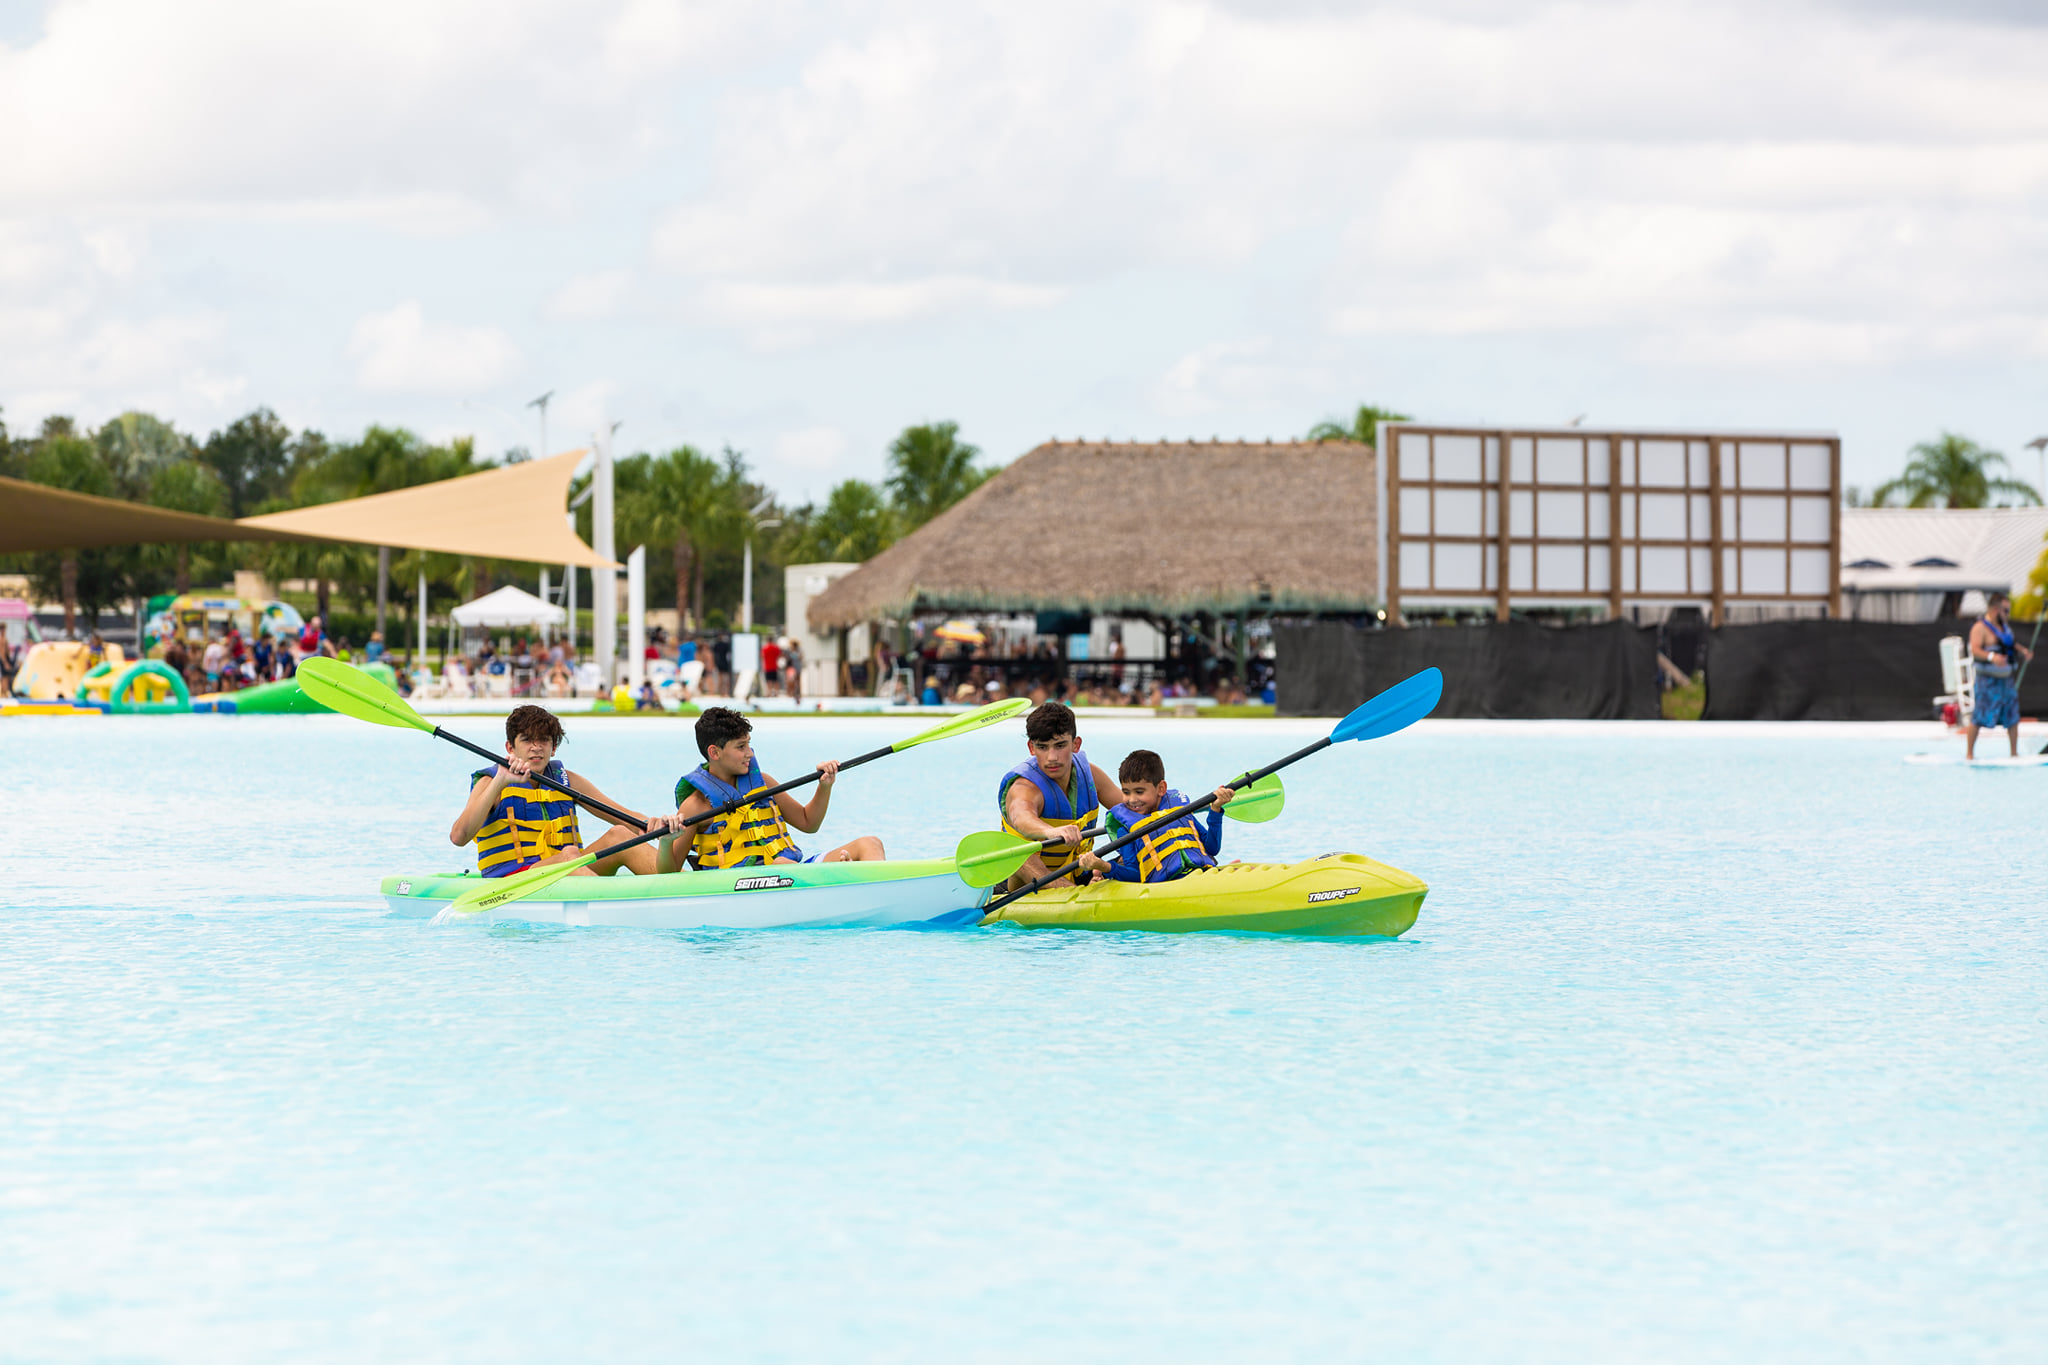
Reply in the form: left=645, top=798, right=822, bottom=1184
left=4, top=714, right=2043, bottom=1362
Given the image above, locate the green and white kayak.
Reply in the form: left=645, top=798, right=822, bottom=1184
left=381, top=857, right=977, bottom=930
left=984, top=854, right=1426, bottom=937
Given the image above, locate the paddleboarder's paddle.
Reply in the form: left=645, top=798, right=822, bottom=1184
left=447, top=696, right=1032, bottom=914
left=979, top=667, right=1443, bottom=916
left=297, top=656, right=645, bottom=827
left=952, top=772, right=1285, bottom=890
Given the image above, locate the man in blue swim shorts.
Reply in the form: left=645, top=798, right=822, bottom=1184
left=1967, top=591, right=2032, bottom=760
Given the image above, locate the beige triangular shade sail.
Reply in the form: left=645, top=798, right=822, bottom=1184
left=238, top=447, right=614, bottom=568
left=0, top=475, right=315, bottom=552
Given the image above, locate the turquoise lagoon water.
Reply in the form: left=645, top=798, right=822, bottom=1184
left=3, top=714, right=2043, bottom=1362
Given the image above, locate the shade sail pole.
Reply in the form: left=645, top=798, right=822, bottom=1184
left=627, top=545, right=646, bottom=689
left=416, top=569, right=427, bottom=662
left=376, top=546, right=390, bottom=637
left=594, top=424, right=617, bottom=688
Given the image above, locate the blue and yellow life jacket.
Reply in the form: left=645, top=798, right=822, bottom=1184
left=674, top=758, right=802, bottom=869
left=470, top=759, right=582, bottom=877
left=1106, top=790, right=1217, bottom=882
left=998, top=753, right=1099, bottom=873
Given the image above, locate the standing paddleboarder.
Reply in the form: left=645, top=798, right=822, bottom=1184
left=1966, top=591, right=2032, bottom=760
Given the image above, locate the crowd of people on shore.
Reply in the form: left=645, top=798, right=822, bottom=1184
left=4, top=606, right=1271, bottom=712
left=145, top=615, right=348, bottom=695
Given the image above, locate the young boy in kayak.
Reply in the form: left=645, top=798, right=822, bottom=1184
left=650, top=706, right=885, bottom=870
left=1101, top=749, right=1235, bottom=883
left=449, top=704, right=657, bottom=878
left=997, top=700, right=1126, bottom=890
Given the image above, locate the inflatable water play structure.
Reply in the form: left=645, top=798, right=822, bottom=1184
left=5, top=640, right=194, bottom=717
left=192, top=660, right=396, bottom=714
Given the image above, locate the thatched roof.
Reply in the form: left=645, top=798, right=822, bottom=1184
left=807, top=439, right=1378, bottom=628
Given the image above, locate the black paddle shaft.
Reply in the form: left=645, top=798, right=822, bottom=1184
left=435, top=725, right=645, bottom=826
left=982, top=735, right=1332, bottom=914
left=561, top=740, right=901, bottom=864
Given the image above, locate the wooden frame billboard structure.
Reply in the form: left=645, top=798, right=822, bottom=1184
left=1380, top=425, right=1841, bottom=626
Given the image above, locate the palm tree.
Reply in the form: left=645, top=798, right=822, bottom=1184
left=1873, top=433, right=2040, bottom=508
left=886, top=422, right=987, bottom=530
left=1307, top=403, right=1411, bottom=447
left=95, top=410, right=194, bottom=497
left=622, top=445, right=731, bottom=629
left=788, top=480, right=899, bottom=563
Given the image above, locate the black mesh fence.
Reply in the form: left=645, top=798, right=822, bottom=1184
left=1701, top=620, right=2048, bottom=720
left=1274, top=620, right=1660, bottom=719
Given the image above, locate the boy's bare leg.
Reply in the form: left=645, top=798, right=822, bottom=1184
left=583, top=825, right=659, bottom=875
left=819, top=835, right=886, bottom=862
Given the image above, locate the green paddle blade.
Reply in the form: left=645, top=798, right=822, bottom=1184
left=892, top=696, right=1030, bottom=752
left=1221, top=772, right=1284, bottom=824
left=448, top=853, right=596, bottom=913
left=296, top=657, right=431, bottom=732
left=953, top=829, right=1039, bottom=888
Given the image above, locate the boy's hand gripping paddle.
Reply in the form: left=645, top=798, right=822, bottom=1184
left=951, top=771, right=1285, bottom=890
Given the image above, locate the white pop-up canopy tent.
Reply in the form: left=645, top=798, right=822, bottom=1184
left=450, top=585, right=566, bottom=629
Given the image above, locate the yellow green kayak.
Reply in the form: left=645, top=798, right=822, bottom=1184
left=983, top=854, right=1425, bottom=938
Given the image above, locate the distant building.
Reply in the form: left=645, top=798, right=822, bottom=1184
left=1840, top=507, right=2048, bottom=622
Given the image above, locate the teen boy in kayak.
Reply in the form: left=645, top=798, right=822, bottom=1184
left=997, top=700, right=1126, bottom=890
left=649, top=707, right=885, bottom=870
left=1967, top=590, right=2034, bottom=760
left=450, top=704, right=657, bottom=878
left=1101, top=749, right=1234, bottom=883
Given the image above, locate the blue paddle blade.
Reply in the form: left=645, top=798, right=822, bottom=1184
left=1330, top=667, right=1442, bottom=743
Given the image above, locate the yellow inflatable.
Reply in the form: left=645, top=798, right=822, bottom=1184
left=13, top=641, right=119, bottom=700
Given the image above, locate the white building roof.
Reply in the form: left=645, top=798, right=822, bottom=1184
left=1840, top=507, right=2048, bottom=594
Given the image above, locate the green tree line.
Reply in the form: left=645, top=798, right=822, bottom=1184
left=1, top=406, right=996, bottom=637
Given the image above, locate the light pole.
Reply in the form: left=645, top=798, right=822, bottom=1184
left=740, top=495, right=781, bottom=634
left=2027, top=436, right=2047, bottom=498
left=526, top=390, right=553, bottom=461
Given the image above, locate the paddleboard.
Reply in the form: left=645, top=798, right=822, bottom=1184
left=1904, top=753, right=2048, bottom=767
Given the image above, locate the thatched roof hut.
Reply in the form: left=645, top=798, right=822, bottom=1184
left=806, top=439, right=1379, bottom=629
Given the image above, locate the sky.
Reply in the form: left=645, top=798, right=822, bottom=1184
left=2, top=0, right=2046, bottom=504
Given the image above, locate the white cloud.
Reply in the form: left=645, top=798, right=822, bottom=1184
left=696, top=276, right=1062, bottom=345
left=545, top=270, right=636, bottom=322
left=774, top=426, right=848, bottom=471
left=1152, top=338, right=1319, bottom=419
left=6, top=0, right=2048, bottom=478
left=348, top=302, right=519, bottom=395
left=642, top=0, right=2048, bottom=362
left=0, top=0, right=736, bottom=217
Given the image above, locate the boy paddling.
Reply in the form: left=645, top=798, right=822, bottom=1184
left=450, top=705, right=657, bottom=877
left=997, top=701, right=1125, bottom=890
left=650, top=707, right=885, bottom=870
left=1102, top=749, right=1235, bottom=883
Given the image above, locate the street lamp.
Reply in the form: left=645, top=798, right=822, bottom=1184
left=740, top=494, right=781, bottom=634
